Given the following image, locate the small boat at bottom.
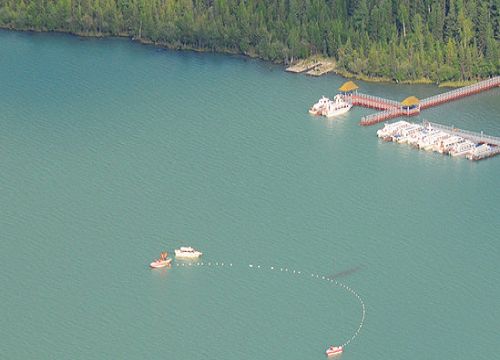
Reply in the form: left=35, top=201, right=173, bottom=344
left=325, top=345, right=343, bottom=357
left=150, top=251, right=172, bottom=268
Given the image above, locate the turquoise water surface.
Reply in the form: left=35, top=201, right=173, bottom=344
left=1, top=30, right=499, bottom=359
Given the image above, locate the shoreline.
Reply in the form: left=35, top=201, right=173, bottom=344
left=0, top=26, right=493, bottom=88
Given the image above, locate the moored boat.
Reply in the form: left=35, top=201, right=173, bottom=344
left=309, top=96, right=330, bottom=115
left=466, top=143, right=493, bottom=160
left=322, top=95, right=352, bottom=117
left=325, top=345, right=343, bottom=357
left=449, top=140, right=475, bottom=157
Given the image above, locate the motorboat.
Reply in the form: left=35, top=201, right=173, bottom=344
left=309, top=96, right=330, bottom=115
left=325, top=345, right=343, bottom=356
left=466, top=143, right=492, bottom=160
left=436, top=135, right=463, bottom=154
left=392, top=124, right=423, bottom=143
left=175, top=246, right=203, bottom=259
left=449, top=140, right=475, bottom=157
left=322, top=95, right=352, bottom=117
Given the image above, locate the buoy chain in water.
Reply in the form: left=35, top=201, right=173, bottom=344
left=176, top=260, right=365, bottom=351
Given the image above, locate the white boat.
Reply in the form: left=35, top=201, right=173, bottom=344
left=466, top=143, right=492, bottom=160
left=309, top=96, right=330, bottom=115
left=322, top=95, right=352, bottom=117
left=392, top=124, right=423, bottom=143
left=150, top=258, right=172, bottom=268
left=418, top=131, right=448, bottom=151
left=376, top=121, right=410, bottom=138
left=175, top=246, right=203, bottom=259
left=436, top=135, right=463, bottom=154
left=325, top=345, right=343, bottom=357
left=449, top=140, right=475, bottom=157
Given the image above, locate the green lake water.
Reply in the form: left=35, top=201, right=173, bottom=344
left=1, top=30, right=499, bottom=359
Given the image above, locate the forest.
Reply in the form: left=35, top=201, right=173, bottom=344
left=0, top=0, right=499, bottom=82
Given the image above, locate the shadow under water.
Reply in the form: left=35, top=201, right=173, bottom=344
left=327, top=266, right=361, bottom=280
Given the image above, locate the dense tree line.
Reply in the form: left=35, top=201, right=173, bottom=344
left=0, top=0, right=498, bottom=82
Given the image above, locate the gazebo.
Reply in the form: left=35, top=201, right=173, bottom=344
left=401, top=96, right=420, bottom=115
left=338, top=81, right=359, bottom=95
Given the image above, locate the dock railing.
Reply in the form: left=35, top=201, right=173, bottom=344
left=421, top=76, right=500, bottom=109
left=424, top=121, right=500, bottom=146
left=360, top=108, right=404, bottom=125
left=352, top=93, right=401, bottom=110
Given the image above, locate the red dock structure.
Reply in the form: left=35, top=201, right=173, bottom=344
left=338, top=76, right=500, bottom=126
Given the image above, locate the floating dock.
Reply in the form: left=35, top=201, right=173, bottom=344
left=338, top=76, right=500, bottom=126
left=377, top=120, right=500, bottom=161
left=422, top=121, right=500, bottom=147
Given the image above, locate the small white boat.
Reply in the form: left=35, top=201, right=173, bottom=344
left=150, top=258, right=172, bottom=268
left=175, top=246, right=203, bottom=259
left=325, top=345, right=343, bottom=357
left=322, top=95, right=352, bottom=117
left=309, top=96, right=330, bottom=115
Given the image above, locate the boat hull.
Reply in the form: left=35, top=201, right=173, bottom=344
left=174, top=252, right=202, bottom=259
left=324, top=105, right=352, bottom=118
left=309, top=108, right=323, bottom=116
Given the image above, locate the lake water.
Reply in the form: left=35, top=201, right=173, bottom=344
left=1, top=30, right=499, bottom=360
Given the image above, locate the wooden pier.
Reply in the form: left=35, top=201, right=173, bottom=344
left=286, top=60, right=321, bottom=73
left=350, top=93, right=401, bottom=110
left=420, top=77, right=500, bottom=109
left=351, top=76, right=500, bottom=126
left=305, top=61, right=336, bottom=76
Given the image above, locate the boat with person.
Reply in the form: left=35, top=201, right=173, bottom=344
left=175, top=246, right=203, bottom=259
left=325, top=345, right=343, bottom=356
left=150, top=251, right=172, bottom=268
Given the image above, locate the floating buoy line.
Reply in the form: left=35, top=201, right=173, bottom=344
left=174, top=260, right=366, bottom=352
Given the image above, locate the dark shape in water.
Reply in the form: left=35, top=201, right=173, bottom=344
left=327, top=266, right=361, bottom=280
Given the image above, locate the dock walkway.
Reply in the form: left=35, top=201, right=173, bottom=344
left=421, top=77, right=500, bottom=109
left=350, top=93, right=401, bottom=110
left=356, top=76, right=500, bottom=126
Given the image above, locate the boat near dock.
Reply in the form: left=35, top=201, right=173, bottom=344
left=309, top=94, right=352, bottom=118
left=322, top=95, right=352, bottom=117
left=309, top=96, right=330, bottom=115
